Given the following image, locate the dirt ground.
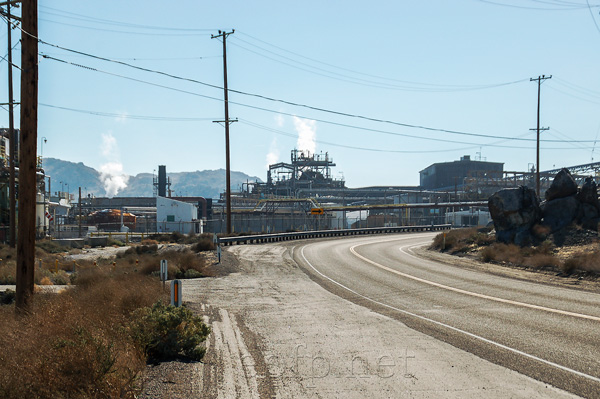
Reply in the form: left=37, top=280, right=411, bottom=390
left=139, top=241, right=580, bottom=399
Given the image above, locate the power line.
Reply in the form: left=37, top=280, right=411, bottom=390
left=38, top=103, right=219, bottom=121
left=38, top=54, right=600, bottom=146
left=474, top=0, right=599, bottom=10
left=586, top=0, right=600, bottom=36
left=38, top=17, right=214, bottom=37
left=11, top=28, right=541, bottom=143
left=234, top=32, right=529, bottom=92
left=38, top=6, right=216, bottom=32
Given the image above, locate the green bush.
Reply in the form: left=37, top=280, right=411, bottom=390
left=130, top=301, right=210, bottom=362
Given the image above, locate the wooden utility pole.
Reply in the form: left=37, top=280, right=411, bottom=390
left=4, top=0, right=18, bottom=248
left=530, top=75, right=552, bottom=198
left=15, top=0, right=37, bottom=311
left=78, top=187, right=82, bottom=237
left=211, top=29, right=236, bottom=234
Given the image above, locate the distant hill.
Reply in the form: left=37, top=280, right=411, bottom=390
left=42, top=158, right=262, bottom=199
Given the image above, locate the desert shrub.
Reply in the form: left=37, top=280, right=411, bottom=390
left=431, top=228, right=485, bottom=253
left=141, top=239, right=158, bottom=246
left=0, top=271, right=166, bottom=398
left=0, top=262, right=16, bottom=285
left=562, top=258, right=579, bottom=274
left=562, top=251, right=600, bottom=274
left=107, top=238, right=126, bottom=247
left=36, top=240, right=70, bottom=254
left=193, top=238, right=215, bottom=252
left=480, top=246, right=496, bottom=262
left=122, top=244, right=159, bottom=257
left=523, top=254, right=560, bottom=269
left=0, top=245, right=16, bottom=260
left=478, top=243, right=524, bottom=264
left=0, top=289, right=15, bottom=305
left=130, top=301, right=210, bottom=362
left=134, top=249, right=213, bottom=280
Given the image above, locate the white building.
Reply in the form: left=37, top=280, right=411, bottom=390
left=445, top=207, right=491, bottom=227
left=156, top=196, right=202, bottom=234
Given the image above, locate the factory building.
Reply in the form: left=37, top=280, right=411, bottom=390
left=419, top=155, right=504, bottom=191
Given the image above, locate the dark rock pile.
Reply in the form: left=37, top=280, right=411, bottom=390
left=488, top=168, right=600, bottom=245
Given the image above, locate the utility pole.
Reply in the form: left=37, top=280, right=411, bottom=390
left=530, top=75, right=552, bottom=198
left=212, top=29, right=236, bottom=234
left=78, top=187, right=82, bottom=238
left=15, top=0, right=37, bottom=311
left=3, top=0, right=20, bottom=248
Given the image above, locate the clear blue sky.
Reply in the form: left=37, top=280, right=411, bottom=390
left=1, top=0, right=600, bottom=194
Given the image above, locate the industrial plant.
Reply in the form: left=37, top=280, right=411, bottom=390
left=2, top=129, right=600, bottom=241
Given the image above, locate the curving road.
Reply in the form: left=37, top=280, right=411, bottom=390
left=293, top=232, right=600, bottom=398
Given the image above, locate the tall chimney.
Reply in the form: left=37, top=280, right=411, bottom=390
left=158, top=165, right=167, bottom=197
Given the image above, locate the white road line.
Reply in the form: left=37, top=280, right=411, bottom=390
left=299, top=244, right=600, bottom=384
left=347, top=242, right=600, bottom=322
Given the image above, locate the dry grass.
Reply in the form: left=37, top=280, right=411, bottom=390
left=431, top=228, right=495, bottom=254
left=117, top=247, right=215, bottom=280
left=562, top=251, right=600, bottom=274
left=437, top=228, right=600, bottom=276
left=0, top=270, right=167, bottom=398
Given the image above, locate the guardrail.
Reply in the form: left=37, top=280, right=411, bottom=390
left=218, top=224, right=451, bottom=246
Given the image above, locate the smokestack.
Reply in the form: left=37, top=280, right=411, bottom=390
left=158, top=165, right=167, bottom=197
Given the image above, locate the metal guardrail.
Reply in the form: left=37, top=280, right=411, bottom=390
left=218, top=224, right=451, bottom=246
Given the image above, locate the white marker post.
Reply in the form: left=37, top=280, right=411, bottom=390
left=171, top=279, right=182, bottom=307
left=160, top=259, right=168, bottom=289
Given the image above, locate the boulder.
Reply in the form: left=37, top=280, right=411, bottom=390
left=488, top=186, right=541, bottom=244
left=578, top=203, right=600, bottom=231
left=545, top=168, right=577, bottom=201
left=577, top=177, right=600, bottom=210
left=541, top=195, right=580, bottom=232
left=582, top=217, right=600, bottom=231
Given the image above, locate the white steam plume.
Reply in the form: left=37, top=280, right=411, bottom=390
left=293, top=116, right=316, bottom=154
left=99, top=132, right=129, bottom=198
left=266, top=138, right=280, bottom=169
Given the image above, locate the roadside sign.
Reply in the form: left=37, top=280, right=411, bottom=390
left=311, top=208, right=324, bottom=215
left=171, top=280, right=182, bottom=307
left=160, top=259, right=168, bottom=282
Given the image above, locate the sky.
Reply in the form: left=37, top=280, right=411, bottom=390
left=1, top=0, right=600, bottom=195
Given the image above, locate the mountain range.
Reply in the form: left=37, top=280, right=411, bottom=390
left=42, top=158, right=263, bottom=199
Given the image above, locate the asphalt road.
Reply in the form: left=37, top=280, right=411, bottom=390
left=293, top=232, right=600, bottom=398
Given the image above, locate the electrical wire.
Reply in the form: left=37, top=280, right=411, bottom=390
left=473, top=0, right=598, bottom=10
left=38, top=6, right=216, bottom=32
left=5, top=22, right=544, bottom=144
left=239, top=119, right=482, bottom=153
left=39, top=54, right=600, bottom=146
left=586, top=0, right=600, bottom=36
left=7, top=19, right=598, bottom=147
left=235, top=31, right=529, bottom=92
left=553, top=78, right=600, bottom=99
left=546, top=84, right=600, bottom=105
left=38, top=103, right=219, bottom=121
left=38, top=18, right=214, bottom=37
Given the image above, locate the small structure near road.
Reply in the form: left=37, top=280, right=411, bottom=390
left=488, top=168, right=600, bottom=245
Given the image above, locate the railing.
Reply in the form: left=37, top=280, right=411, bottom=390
left=218, top=224, right=451, bottom=246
